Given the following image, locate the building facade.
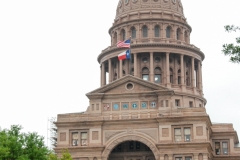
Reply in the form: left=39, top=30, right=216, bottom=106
left=55, top=0, right=240, bottom=160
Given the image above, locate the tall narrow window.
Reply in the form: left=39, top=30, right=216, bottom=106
left=113, top=32, right=117, bottom=44
left=121, top=29, right=126, bottom=40
left=131, top=27, right=136, bottom=39
left=154, top=67, right=162, bottom=83
left=222, top=142, right=228, bottom=155
left=72, top=132, right=79, bottom=146
left=175, top=100, right=180, bottom=107
left=184, top=128, right=191, bottom=142
left=215, top=142, right=221, bottom=155
left=154, top=25, right=160, bottom=37
left=170, top=68, right=173, bottom=83
left=174, top=128, right=182, bottom=142
left=142, top=67, right=149, bottom=81
left=184, top=31, right=188, bottom=42
left=166, top=26, right=171, bottom=38
left=176, top=28, right=181, bottom=40
left=142, top=26, right=148, bottom=38
left=81, top=132, right=88, bottom=146
left=178, top=69, right=181, bottom=84
left=189, top=101, right=193, bottom=107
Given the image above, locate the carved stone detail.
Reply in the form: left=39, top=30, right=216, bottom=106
left=162, top=128, right=169, bottom=137
left=196, top=126, right=203, bottom=136
left=92, top=131, right=99, bottom=140
left=60, top=132, right=66, bottom=141
left=105, top=131, right=125, bottom=142
left=135, top=128, right=158, bottom=142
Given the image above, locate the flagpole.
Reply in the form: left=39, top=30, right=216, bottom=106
left=129, top=36, right=132, bottom=76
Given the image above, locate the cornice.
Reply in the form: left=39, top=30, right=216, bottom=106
left=97, top=43, right=205, bottom=63
left=174, top=91, right=207, bottom=103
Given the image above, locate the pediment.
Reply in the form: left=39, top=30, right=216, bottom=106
left=86, top=75, right=174, bottom=98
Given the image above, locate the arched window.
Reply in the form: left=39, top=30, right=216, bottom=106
left=142, top=26, right=148, bottom=38
left=184, top=31, right=188, bottom=42
left=178, top=69, right=181, bottom=84
left=176, top=28, right=181, bottom=40
left=131, top=27, right=136, bottom=39
left=170, top=68, right=173, bottom=83
left=121, top=29, right=126, bottom=40
left=142, top=67, right=149, bottom=81
left=166, top=26, right=171, bottom=38
left=154, top=67, right=162, bottom=83
left=154, top=25, right=160, bottom=37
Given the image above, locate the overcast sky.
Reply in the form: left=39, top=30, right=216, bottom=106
left=0, top=0, right=240, bottom=148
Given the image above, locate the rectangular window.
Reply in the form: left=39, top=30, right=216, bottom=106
left=222, top=142, right=228, bottom=155
left=184, top=128, right=191, bottom=142
left=185, top=157, right=192, bottom=160
left=81, top=132, right=88, bottom=146
left=166, top=100, right=169, bottom=107
left=170, top=75, right=173, bottom=83
left=129, top=141, right=134, bottom=150
left=178, top=76, right=181, bottom=84
left=175, top=158, right=182, bottom=160
left=136, top=142, right=140, bottom=150
left=142, top=74, right=149, bottom=81
left=175, top=100, right=180, bottom=107
left=72, top=132, right=79, bottom=146
left=174, top=128, right=182, bottom=142
left=215, top=142, right=221, bottom=155
left=154, top=74, right=161, bottom=83
left=189, top=101, right=193, bottom=107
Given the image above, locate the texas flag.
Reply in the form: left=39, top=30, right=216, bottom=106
left=118, top=49, right=131, bottom=60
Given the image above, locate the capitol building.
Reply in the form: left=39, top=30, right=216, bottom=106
left=54, top=0, right=240, bottom=160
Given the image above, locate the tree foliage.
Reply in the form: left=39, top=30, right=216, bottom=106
left=222, top=25, right=240, bottom=63
left=0, top=125, right=73, bottom=160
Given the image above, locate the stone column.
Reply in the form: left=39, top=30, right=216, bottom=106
left=191, top=57, right=195, bottom=88
left=100, top=65, right=102, bottom=87
left=166, top=52, right=170, bottom=87
left=134, top=53, right=137, bottom=76
left=119, top=60, right=123, bottom=78
left=150, top=52, right=154, bottom=82
left=198, top=61, right=202, bottom=90
left=101, top=62, right=105, bottom=86
left=108, top=59, right=112, bottom=83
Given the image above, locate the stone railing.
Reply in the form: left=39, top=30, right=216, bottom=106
left=101, top=38, right=201, bottom=53
left=57, top=107, right=206, bottom=123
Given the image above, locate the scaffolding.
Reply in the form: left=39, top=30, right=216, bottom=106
left=47, top=117, right=57, bottom=149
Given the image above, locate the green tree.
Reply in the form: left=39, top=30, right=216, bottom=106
left=48, top=149, right=72, bottom=160
left=222, top=25, right=240, bottom=63
left=0, top=125, right=50, bottom=160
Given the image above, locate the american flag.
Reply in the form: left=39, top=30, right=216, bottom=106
left=117, top=39, right=131, bottom=48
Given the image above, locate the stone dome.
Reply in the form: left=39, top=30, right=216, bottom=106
left=116, top=0, right=185, bottom=19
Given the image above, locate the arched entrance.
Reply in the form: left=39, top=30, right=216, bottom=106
left=109, top=141, right=155, bottom=160
left=102, top=134, right=159, bottom=160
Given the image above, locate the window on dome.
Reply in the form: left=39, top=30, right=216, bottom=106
left=176, top=28, right=181, bottom=40
left=121, top=29, right=126, bottom=40
left=170, top=68, right=173, bottom=83
left=154, top=67, right=162, bottom=83
left=166, top=26, right=171, bottom=38
left=131, top=27, right=136, bottom=39
left=154, top=25, right=160, bottom=37
left=142, top=67, right=149, bottom=81
left=142, top=26, right=148, bottom=38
